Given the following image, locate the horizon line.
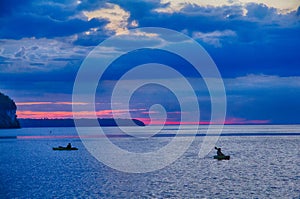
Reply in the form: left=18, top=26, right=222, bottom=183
left=16, top=118, right=300, bottom=125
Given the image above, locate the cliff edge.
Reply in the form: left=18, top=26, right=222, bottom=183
left=0, top=92, right=20, bottom=129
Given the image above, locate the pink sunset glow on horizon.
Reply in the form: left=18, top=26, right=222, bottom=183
left=17, top=110, right=133, bottom=119
left=136, top=118, right=270, bottom=125
left=16, top=101, right=270, bottom=124
left=16, top=109, right=270, bottom=125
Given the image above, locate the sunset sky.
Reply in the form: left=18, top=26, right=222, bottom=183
left=0, top=0, right=299, bottom=124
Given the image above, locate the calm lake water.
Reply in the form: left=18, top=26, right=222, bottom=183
left=0, top=125, right=299, bottom=198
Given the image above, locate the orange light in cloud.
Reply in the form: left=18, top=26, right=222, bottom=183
left=17, top=110, right=111, bottom=119
left=55, top=102, right=89, bottom=105
left=17, top=109, right=138, bottom=119
left=16, top=102, right=53, bottom=106
left=17, top=110, right=74, bottom=119
left=134, top=118, right=209, bottom=125
left=16, top=101, right=89, bottom=106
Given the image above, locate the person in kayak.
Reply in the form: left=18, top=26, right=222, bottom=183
left=66, top=143, right=72, bottom=149
left=215, top=147, right=225, bottom=156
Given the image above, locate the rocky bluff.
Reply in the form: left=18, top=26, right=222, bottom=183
left=0, top=92, right=20, bottom=129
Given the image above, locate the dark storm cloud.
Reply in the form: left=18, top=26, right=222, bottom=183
left=0, top=0, right=107, bottom=39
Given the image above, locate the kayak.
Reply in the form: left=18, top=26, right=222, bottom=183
left=53, top=147, right=78, bottom=151
left=214, top=155, right=230, bottom=160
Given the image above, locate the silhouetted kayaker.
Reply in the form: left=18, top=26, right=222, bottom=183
left=66, top=143, right=72, bottom=149
left=215, top=147, right=224, bottom=156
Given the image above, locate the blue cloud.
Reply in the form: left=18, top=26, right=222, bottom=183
left=0, top=0, right=31, bottom=17
left=0, top=14, right=105, bottom=39
left=246, top=3, right=276, bottom=19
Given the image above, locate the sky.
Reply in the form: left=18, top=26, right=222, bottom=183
left=0, top=0, right=299, bottom=124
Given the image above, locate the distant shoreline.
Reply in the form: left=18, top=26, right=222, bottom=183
left=17, top=119, right=300, bottom=128
left=18, top=118, right=145, bottom=128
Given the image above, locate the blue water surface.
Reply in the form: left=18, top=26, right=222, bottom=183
left=0, top=125, right=299, bottom=198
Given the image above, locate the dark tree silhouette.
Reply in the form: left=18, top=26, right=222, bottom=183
left=0, top=92, right=20, bottom=129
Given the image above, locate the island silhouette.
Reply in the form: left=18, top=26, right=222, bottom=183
left=0, top=92, right=20, bottom=129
